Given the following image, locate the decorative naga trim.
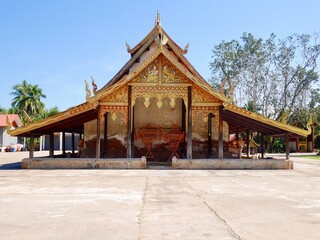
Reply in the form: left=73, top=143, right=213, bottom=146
left=5, top=114, right=13, bottom=134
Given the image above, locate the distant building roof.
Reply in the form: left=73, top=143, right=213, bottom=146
left=0, top=114, right=23, bottom=127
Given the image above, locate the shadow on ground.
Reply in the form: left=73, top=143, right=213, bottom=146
left=0, top=162, right=21, bottom=170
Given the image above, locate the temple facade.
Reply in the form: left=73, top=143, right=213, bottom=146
left=8, top=15, right=310, bottom=169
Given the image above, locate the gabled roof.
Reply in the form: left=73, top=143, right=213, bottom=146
left=92, top=23, right=231, bottom=103
left=0, top=114, right=23, bottom=127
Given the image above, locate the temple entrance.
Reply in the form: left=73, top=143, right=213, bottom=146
left=133, top=97, right=186, bottom=162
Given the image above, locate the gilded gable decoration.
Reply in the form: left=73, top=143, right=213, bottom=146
left=162, top=59, right=189, bottom=83
left=192, top=85, right=218, bottom=104
left=131, top=60, right=159, bottom=83
left=102, top=85, right=128, bottom=103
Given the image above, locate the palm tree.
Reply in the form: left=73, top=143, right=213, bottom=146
left=11, top=80, right=46, bottom=122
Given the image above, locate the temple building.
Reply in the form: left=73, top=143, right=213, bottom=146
left=8, top=14, right=310, bottom=169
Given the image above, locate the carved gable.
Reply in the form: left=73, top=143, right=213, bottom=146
left=131, top=59, right=159, bottom=83
left=192, top=85, right=220, bottom=104
left=162, top=58, right=189, bottom=84
left=101, top=85, right=128, bottom=103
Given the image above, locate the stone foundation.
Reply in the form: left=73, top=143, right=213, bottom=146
left=22, top=157, right=147, bottom=169
left=172, top=157, right=293, bottom=170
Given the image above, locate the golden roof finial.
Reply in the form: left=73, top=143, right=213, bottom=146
left=155, top=11, right=161, bottom=26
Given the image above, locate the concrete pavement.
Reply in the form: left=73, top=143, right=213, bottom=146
left=0, top=152, right=319, bottom=239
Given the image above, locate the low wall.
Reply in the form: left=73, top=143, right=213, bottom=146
left=22, top=157, right=147, bottom=169
left=172, top=157, right=293, bottom=170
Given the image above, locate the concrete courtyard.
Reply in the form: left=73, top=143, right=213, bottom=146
left=0, top=152, right=319, bottom=240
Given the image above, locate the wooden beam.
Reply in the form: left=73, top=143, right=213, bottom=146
left=285, top=132, right=290, bottom=160
left=187, top=86, right=192, bottom=159
left=49, top=133, right=54, bottom=158
left=103, top=113, right=108, bottom=158
left=29, top=133, right=34, bottom=158
left=218, top=106, right=223, bottom=159
left=96, top=106, right=101, bottom=159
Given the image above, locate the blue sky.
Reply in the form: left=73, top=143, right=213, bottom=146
left=1, top=0, right=320, bottom=111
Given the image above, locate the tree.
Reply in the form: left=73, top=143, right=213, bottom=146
left=210, top=33, right=320, bottom=127
left=11, top=80, right=46, bottom=123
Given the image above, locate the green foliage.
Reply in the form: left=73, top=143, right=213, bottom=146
left=210, top=32, right=320, bottom=127
left=10, top=80, right=46, bottom=123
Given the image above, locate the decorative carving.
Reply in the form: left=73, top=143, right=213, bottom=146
left=5, top=114, right=13, bottom=134
left=91, top=76, right=97, bottom=94
left=99, top=105, right=128, bottom=124
left=103, top=85, right=128, bottom=103
left=132, top=60, right=159, bottom=83
left=131, top=85, right=188, bottom=108
left=192, top=106, right=218, bottom=125
left=144, top=98, right=150, bottom=108
left=162, top=59, right=189, bottom=83
left=192, top=85, right=218, bottom=104
left=170, top=98, right=175, bottom=108
left=85, top=80, right=92, bottom=99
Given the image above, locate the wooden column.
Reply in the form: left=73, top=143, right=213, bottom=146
left=181, top=100, right=186, bottom=158
left=246, top=130, right=250, bottom=158
left=311, top=125, right=315, bottom=152
left=96, top=106, right=101, bottom=159
left=218, top=106, right=223, bottom=159
left=29, top=133, right=34, bottom=158
left=208, top=113, right=214, bottom=158
left=236, top=131, right=240, bottom=158
left=187, top=86, right=192, bottom=159
left=261, top=134, right=265, bottom=159
left=295, top=137, right=299, bottom=153
left=103, top=113, right=108, bottom=158
left=62, top=132, right=66, bottom=155
left=71, top=132, right=75, bottom=155
left=49, top=133, right=54, bottom=158
left=285, top=132, right=290, bottom=160
left=127, top=86, right=133, bottom=158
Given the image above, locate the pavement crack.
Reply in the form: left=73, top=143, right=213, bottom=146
left=203, top=200, right=242, bottom=240
left=137, top=176, right=148, bottom=240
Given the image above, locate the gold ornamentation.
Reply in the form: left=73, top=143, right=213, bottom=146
left=192, top=85, right=218, bottom=104
left=170, top=98, right=175, bottom=108
left=132, top=60, right=159, bottom=83
left=162, top=59, right=189, bottom=83
left=131, top=85, right=188, bottom=108
left=191, top=106, right=218, bottom=125
left=144, top=98, right=150, bottom=108
left=103, top=85, right=128, bottom=103
left=5, top=114, right=13, bottom=134
left=99, top=105, right=128, bottom=124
